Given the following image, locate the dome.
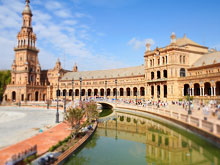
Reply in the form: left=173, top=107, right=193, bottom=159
left=22, top=0, right=32, bottom=16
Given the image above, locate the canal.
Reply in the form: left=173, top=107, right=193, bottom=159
left=65, top=110, right=220, bottom=165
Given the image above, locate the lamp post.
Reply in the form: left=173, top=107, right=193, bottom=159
left=105, top=80, right=107, bottom=100
left=136, top=90, right=137, bottom=105
left=188, top=88, right=191, bottom=115
left=79, top=77, right=82, bottom=102
left=64, top=84, right=66, bottom=113
left=115, top=79, right=117, bottom=102
left=56, top=73, right=60, bottom=123
left=72, top=79, right=74, bottom=102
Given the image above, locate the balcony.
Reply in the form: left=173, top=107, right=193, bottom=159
left=147, top=78, right=168, bottom=83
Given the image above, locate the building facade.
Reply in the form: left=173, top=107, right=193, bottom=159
left=3, top=0, right=220, bottom=103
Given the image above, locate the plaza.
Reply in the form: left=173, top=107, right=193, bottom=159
left=0, top=106, right=63, bottom=149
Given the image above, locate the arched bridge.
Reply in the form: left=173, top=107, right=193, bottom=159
left=96, top=100, right=115, bottom=109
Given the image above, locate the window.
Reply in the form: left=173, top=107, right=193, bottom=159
left=180, top=56, right=182, bottom=63
left=180, top=68, right=186, bottom=77
left=183, top=56, right=185, bottom=64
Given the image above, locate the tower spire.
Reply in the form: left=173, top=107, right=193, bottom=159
left=26, top=0, right=30, bottom=5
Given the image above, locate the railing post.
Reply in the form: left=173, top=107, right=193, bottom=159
left=198, top=119, right=202, bottom=128
left=213, top=124, right=217, bottom=134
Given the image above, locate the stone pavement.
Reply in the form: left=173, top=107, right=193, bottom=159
left=0, top=122, right=71, bottom=165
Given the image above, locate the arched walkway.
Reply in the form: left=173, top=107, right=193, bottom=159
left=81, top=89, right=85, bottom=96
left=100, top=89, right=104, bottom=97
left=216, top=81, right=220, bottom=96
left=56, top=90, right=61, bottom=96
left=140, top=87, right=145, bottom=96
left=75, top=89, right=79, bottom=96
left=107, top=88, right=111, bottom=96
left=151, top=86, right=154, bottom=98
left=120, top=88, right=124, bottom=96
left=69, top=89, right=73, bottom=97
left=133, top=87, right=137, bottom=96
left=164, top=85, right=167, bottom=98
left=12, top=91, right=16, bottom=101
left=126, top=88, right=131, bottom=96
left=88, top=89, right=92, bottom=96
left=194, top=83, right=200, bottom=96
left=113, top=88, right=117, bottom=96
left=21, top=94, right=24, bottom=101
left=63, top=89, right=67, bottom=96
left=184, top=84, right=189, bottom=96
left=43, top=94, right=46, bottom=101
left=204, top=82, right=211, bottom=96
left=35, top=91, right=39, bottom=101
left=27, top=94, right=31, bottom=101
left=157, top=85, right=160, bottom=98
left=94, top=89, right=98, bottom=96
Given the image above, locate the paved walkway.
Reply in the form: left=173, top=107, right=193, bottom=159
left=0, top=122, right=71, bottom=165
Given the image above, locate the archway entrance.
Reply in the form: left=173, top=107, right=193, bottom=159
left=194, top=83, right=200, bottom=96
left=216, top=82, right=220, bottom=96
left=12, top=91, right=16, bottom=101
left=126, top=88, right=131, bottom=96
left=107, top=88, right=111, bottom=96
left=151, top=86, right=154, bottom=98
left=81, top=89, right=85, bottom=96
left=184, top=84, right=189, bottom=96
left=35, top=91, right=39, bottom=101
left=140, top=87, right=145, bottom=96
left=100, top=89, right=104, bottom=97
left=133, top=87, right=137, bottom=96
left=164, top=85, right=167, bottom=98
left=157, top=85, right=160, bottom=98
left=88, top=89, right=92, bottom=96
left=75, top=89, right=79, bottom=96
left=94, top=89, right=98, bottom=96
left=204, top=82, right=211, bottom=96
left=120, top=88, right=124, bottom=96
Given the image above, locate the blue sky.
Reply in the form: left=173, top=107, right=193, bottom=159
left=0, top=0, right=220, bottom=71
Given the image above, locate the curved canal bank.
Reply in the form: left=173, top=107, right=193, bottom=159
left=65, top=109, right=220, bottom=164
left=114, top=104, right=220, bottom=147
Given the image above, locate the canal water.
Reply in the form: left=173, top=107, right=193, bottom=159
left=65, top=111, right=220, bottom=165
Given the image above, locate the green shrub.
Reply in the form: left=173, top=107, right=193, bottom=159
left=120, top=116, right=124, bottom=121
left=127, top=117, right=131, bottom=122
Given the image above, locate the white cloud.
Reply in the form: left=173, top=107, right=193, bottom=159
left=0, top=0, right=127, bottom=71
left=128, top=38, right=155, bottom=50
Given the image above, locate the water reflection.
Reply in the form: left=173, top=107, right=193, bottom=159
left=98, top=112, right=220, bottom=165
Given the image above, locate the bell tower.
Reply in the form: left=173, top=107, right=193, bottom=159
left=12, top=0, right=41, bottom=85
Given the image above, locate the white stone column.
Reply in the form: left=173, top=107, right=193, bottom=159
left=182, top=88, right=184, bottom=96
left=214, top=86, right=216, bottom=96
left=160, top=56, right=162, bottom=66
left=211, top=87, right=213, bottom=96
left=200, top=87, right=202, bottom=96
left=203, top=87, right=205, bottom=96
left=192, top=88, right=194, bottom=96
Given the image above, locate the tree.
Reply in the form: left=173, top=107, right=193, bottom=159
left=64, top=107, right=84, bottom=136
left=85, top=101, right=98, bottom=123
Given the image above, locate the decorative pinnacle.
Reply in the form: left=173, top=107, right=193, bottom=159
left=26, top=0, right=30, bottom=5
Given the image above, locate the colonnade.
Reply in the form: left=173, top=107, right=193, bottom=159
left=183, top=81, right=220, bottom=97
left=56, top=86, right=146, bottom=100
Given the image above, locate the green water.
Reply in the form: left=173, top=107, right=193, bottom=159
left=99, top=108, right=113, bottom=117
left=65, top=111, right=220, bottom=165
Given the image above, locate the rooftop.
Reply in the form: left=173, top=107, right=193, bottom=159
left=61, top=65, right=145, bottom=81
